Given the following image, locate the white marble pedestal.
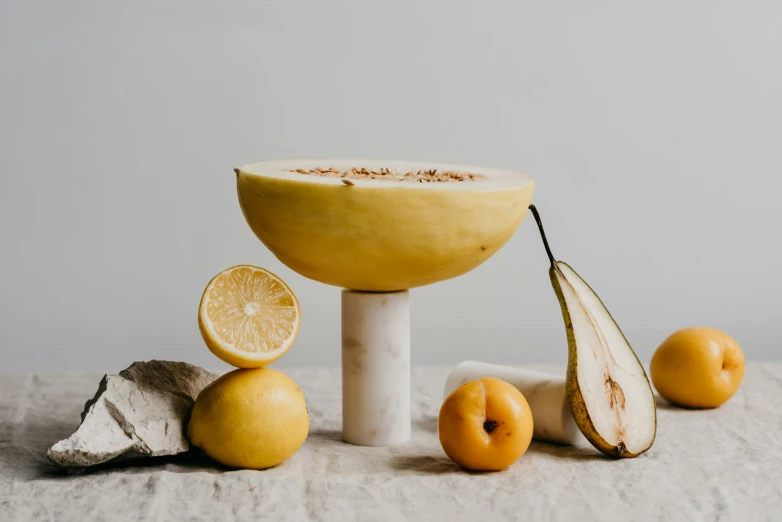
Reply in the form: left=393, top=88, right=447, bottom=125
left=341, top=289, right=411, bottom=446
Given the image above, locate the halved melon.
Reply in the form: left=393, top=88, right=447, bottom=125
left=236, top=159, right=535, bottom=291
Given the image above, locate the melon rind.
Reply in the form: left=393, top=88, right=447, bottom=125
left=236, top=159, right=535, bottom=291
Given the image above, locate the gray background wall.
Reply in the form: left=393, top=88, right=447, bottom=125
left=1, top=1, right=780, bottom=373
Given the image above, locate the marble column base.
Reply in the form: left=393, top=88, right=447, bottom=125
left=341, top=289, right=411, bottom=446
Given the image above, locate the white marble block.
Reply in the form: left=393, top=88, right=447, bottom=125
left=444, top=361, right=588, bottom=446
left=341, top=289, right=411, bottom=446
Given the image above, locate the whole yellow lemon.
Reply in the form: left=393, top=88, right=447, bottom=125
left=187, top=368, right=309, bottom=469
left=650, top=327, right=745, bottom=409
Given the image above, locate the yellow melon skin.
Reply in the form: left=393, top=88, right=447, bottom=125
left=236, top=163, right=534, bottom=291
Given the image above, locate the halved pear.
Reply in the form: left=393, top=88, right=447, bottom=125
left=529, top=205, right=656, bottom=458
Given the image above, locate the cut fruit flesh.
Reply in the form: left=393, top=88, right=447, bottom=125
left=198, top=265, right=300, bottom=368
left=288, top=166, right=485, bottom=182
left=236, top=159, right=534, bottom=291
left=529, top=205, right=656, bottom=458
left=553, top=263, right=657, bottom=457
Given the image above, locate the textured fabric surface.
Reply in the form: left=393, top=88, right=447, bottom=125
left=1, top=364, right=781, bottom=521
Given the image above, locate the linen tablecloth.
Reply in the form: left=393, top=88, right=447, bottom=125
left=2, top=364, right=781, bottom=521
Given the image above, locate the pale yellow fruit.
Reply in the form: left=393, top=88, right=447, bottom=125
left=236, top=159, right=535, bottom=291
left=187, top=368, right=309, bottom=469
left=198, top=265, right=300, bottom=368
left=651, top=327, right=745, bottom=409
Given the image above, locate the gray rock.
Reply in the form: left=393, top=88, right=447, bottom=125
left=47, top=361, right=219, bottom=467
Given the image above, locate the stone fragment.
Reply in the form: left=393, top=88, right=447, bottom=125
left=47, top=361, right=219, bottom=467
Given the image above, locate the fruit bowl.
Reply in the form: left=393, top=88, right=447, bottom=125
left=235, top=159, right=534, bottom=446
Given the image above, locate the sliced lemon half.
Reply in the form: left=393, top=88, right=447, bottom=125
left=198, top=265, right=300, bottom=368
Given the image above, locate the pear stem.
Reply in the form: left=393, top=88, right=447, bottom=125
left=528, top=205, right=556, bottom=267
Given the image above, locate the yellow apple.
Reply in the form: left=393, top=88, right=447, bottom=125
left=438, top=378, right=533, bottom=471
left=650, top=327, right=745, bottom=409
